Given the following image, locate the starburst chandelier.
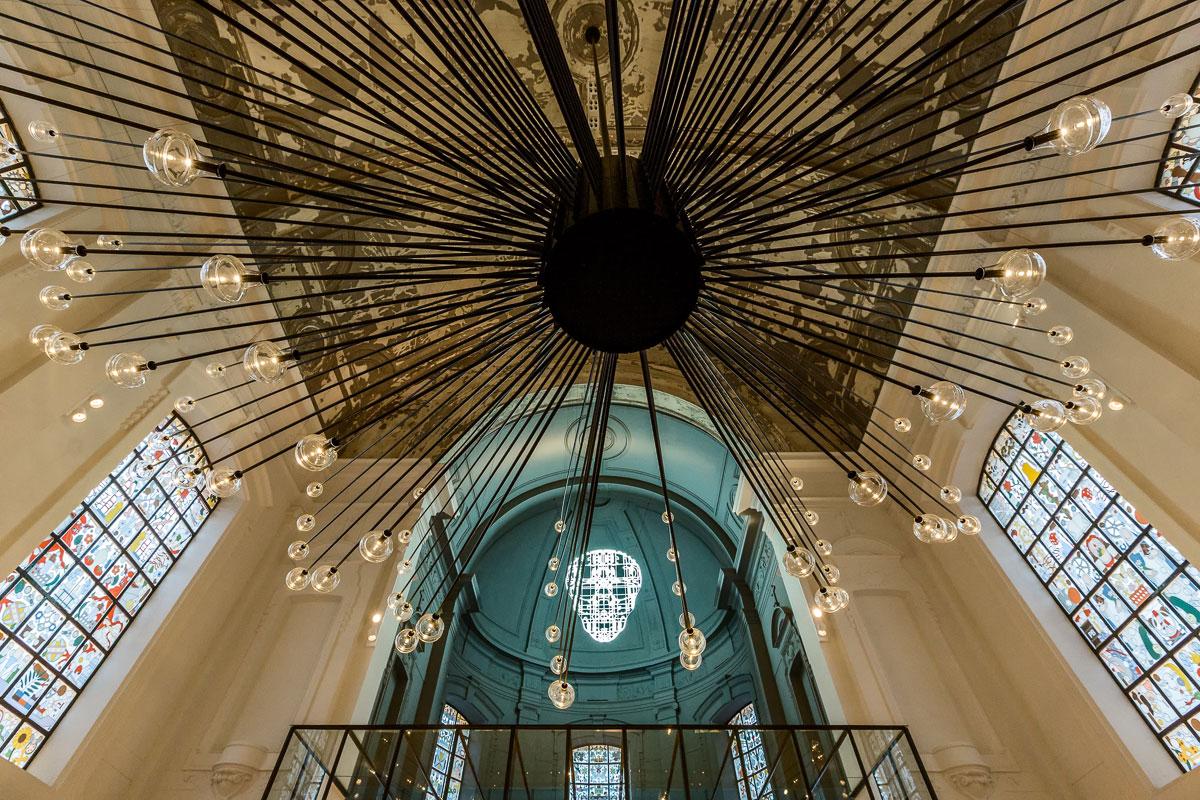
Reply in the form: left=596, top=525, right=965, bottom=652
left=5, top=0, right=1199, bottom=711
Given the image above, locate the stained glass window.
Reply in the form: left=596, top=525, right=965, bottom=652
left=729, top=704, right=773, bottom=800
left=1157, top=73, right=1200, bottom=207
left=980, top=410, right=1200, bottom=772
left=566, top=549, right=643, bottom=643
left=0, top=101, right=39, bottom=221
left=425, top=704, right=469, bottom=800
left=0, top=415, right=216, bottom=768
left=570, top=744, right=624, bottom=800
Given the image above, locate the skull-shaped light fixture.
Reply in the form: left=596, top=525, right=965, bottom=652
left=565, top=548, right=643, bottom=643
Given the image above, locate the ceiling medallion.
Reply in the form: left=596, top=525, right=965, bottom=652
left=7, top=1, right=1198, bottom=712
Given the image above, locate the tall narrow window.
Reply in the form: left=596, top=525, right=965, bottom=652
left=729, top=703, right=773, bottom=800
left=0, top=102, right=40, bottom=221
left=570, top=744, right=624, bottom=800
left=981, top=410, right=1200, bottom=771
left=1157, top=72, right=1200, bottom=207
left=0, top=415, right=216, bottom=768
left=426, top=704, right=469, bottom=800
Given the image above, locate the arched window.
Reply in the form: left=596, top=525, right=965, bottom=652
left=570, top=744, right=624, bottom=800
left=729, top=704, right=772, bottom=800
left=0, top=414, right=216, bottom=768
left=1157, top=72, right=1200, bottom=206
left=426, top=704, right=469, bottom=800
left=980, top=410, right=1200, bottom=771
left=0, top=102, right=39, bottom=221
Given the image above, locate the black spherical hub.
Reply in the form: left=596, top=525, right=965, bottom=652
left=542, top=159, right=702, bottom=353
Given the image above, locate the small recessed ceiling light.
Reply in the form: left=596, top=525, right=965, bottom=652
left=71, top=411, right=87, bottom=423
left=371, top=612, right=382, bottom=623
left=88, top=396, right=104, bottom=409
left=816, top=628, right=828, bottom=636
left=1108, top=398, right=1125, bottom=411
left=811, top=606, right=824, bottom=618
left=367, top=634, right=377, bottom=643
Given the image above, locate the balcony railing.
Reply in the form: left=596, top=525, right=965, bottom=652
left=261, top=723, right=936, bottom=800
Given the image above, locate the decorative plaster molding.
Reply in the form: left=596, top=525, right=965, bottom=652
left=943, top=764, right=994, bottom=799
left=210, top=762, right=256, bottom=799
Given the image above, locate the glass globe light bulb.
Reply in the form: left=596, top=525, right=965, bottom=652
left=306, top=481, right=324, bottom=498
left=26, top=120, right=59, bottom=143
left=287, top=541, right=310, bottom=561
left=919, top=381, right=966, bottom=424
left=296, top=514, right=316, bottom=532
left=783, top=546, right=816, bottom=578
left=661, top=510, right=674, bottom=524
left=105, top=352, right=150, bottom=388
left=284, top=567, right=309, bottom=591
left=545, top=624, right=561, bottom=644
left=1150, top=217, right=1200, bottom=260
left=911, top=453, right=932, bottom=471
left=95, top=234, right=125, bottom=250
left=394, top=628, right=419, bottom=654
left=893, top=416, right=912, bottom=433
left=243, top=341, right=289, bottom=383
left=39, top=286, right=71, bottom=311
left=397, top=529, right=412, bottom=544
left=310, top=565, right=340, bottom=593
left=1074, top=378, right=1107, bottom=400
left=913, top=515, right=953, bottom=544
left=553, top=519, right=565, bottom=533
left=294, top=434, right=337, bottom=471
left=174, top=396, right=196, bottom=414
left=679, top=612, right=696, bottom=629
left=1161, top=93, right=1198, bottom=118
left=28, top=323, right=62, bottom=349
left=814, top=539, right=833, bottom=556
left=200, top=254, right=255, bottom=304
left=358, top=530, right=393, bottom=563
left=550, top=654, right=565, bottom=675
left=396, top=558, right=414, bottom=576
left=412, top=487, right=425, bottom=500
left=21, top=229, right=73, bottom=270
left=143, top=128, right=202, bottom=186
left=548, top=680, right=576, bottom=710
left=547, top=556, right=560, bottom=571
left=387, top=592, right=406, bottom=612
left=814, top=586, right=850, bottom=614
left=1026, top=398, right=1067, bottom=433
left=394, top=602, right=414, bottom=623
left=64, top=257, right=96, bottom=283
left=1066, top=397, right=1103, bottom=425
left=1060, top=356, right=1090, bottom=379
left=680, top=651, right=703, bottom=671
left=45, top=331, right=85, bottom=364
left=821, top=564, right=841, bottom=584
left=940, top=485, right=963, bottom=504
left=848, top=471, right=888, bottom=507
left=543, top=581, right=558, bottom=598
left=205, top=467, right=242, bottom=498
left=169, top=465, right=202, bottom=488
left=678, top=626, right=707, bottom=657
left=957, top=515, right=983, bottom=535
left=205, top=362, right=227, bottom=379
left=1042, top=95, right=1112, bottom=155
left=415, top=613, right=444, bottom=643
left=672, top=580, right=686, bottom=597
left=1047, top=325, right=1073, bottom=346
left=1022, top=297, right=1048, bottom=316
left=666, top=547, right=677, bottom=562
left=789, top=476, right=804, bottom=491
left=0, top=136, right=18, bottom=167
left=803, top=510, right=819, bottom=525
left=991, top=249, right=1046, bottom=298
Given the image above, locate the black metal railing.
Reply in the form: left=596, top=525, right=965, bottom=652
left=261, top=723, right=936, bottom=800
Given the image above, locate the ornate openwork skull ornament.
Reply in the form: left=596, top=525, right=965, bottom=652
left=565, top=548, right=643, bottom=643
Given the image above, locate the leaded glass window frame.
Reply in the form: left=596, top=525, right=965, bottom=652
left=980, top=410, right=1200, bottom=772
left=0, top=101, right=40, bottom=221
left=425, top=704, right=469, bottom=800
left=570, top=743, right=625, bottom=800
left=729, top=703, right=773, bottom=800
left=1157, top=71, right=1200, bottom=207
left=0, top=414, right=217, bottom=769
